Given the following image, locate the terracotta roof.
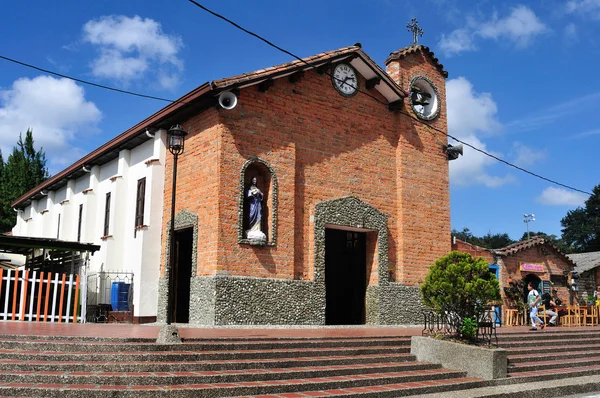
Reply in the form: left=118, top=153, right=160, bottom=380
left=494, top=236, right=576, bottom=267
left=385, top=44, right=448, bottom=78
left=568, top=251, right=600, bottom=273
left=12, top=83, right=213, bottom=209
left=212, top=44, right=407, bottom=100
left=213, top=45, right=361, bottom=89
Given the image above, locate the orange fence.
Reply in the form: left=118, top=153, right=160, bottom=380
left=0, top=269, right=81, bottom=323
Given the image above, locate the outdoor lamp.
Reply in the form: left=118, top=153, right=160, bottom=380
left=168, top=124, right=188, bottom=155
left=166, top=123, right=187, bottom=327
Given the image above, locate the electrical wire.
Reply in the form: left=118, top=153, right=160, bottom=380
left=0, top=55, right=178, bottom=103
left=186, top=0, right=593, bottom=197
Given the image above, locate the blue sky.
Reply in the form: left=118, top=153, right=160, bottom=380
left=0, top=0, right=597, bottom=241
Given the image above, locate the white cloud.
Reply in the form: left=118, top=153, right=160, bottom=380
left=439, top=29, right=476, bottom=56
left=83, top=15, right=183, bottom=89
left=511, top=142, right=546, bottom=167
left=438, top=5, right=547, bottom=56
left=447, top=77, right=514, bottom=187
left=0, top=76, right=101, bottom=173
left=567, top=0, right=600, bottom=18
left=478, top=6, right=547, bottom=47
left=446, top=77, right=500, bottom=136
left=572, top=128, right=600, bottom=139
left=536, top=187, right=588, bottom=206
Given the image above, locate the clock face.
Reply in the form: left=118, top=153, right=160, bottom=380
left=409, top=76, right=440, bottom=120
left=332, top=63, right=358, bottom=97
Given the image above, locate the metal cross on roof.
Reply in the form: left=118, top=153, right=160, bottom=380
left=407, top=18, right=424, bottom=45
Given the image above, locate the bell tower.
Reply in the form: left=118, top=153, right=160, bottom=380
left=385, top=19, right=451, bottom=286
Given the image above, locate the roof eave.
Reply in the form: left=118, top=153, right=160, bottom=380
left=12, top=82, right=213, bottom=209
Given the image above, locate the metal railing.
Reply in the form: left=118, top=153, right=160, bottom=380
left=85, top=271, right=133, bottom=323
left=422, top=308, right=498, bottom=347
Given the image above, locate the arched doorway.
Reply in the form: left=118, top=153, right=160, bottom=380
left=523, top=273, right=542, bottom=303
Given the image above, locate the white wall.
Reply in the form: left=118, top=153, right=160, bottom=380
left=12, top=130, right=167, bottom=319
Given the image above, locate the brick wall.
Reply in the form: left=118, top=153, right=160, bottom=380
left=387, top=51, right=451, bottom=285
left=162, top=48, right=450, bottom=288
left=451, top=239, right=495, bottom=263
left=501, top=246, right=572, bottom=305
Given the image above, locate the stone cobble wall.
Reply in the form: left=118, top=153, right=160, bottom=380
left=379, top=284, right=425, bottom=324
left=188, top=275, right=324, bottom=325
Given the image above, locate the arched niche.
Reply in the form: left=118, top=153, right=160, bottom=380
left=238, top=158, right=278, bottom=246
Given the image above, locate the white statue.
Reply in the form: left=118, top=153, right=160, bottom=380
left=245, top=177, right=266, bottom=241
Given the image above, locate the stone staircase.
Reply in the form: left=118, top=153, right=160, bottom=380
left=0, top=329, right=599, bottom=397
left=0, top=333, right=485, bottom=397
left=502, top=329, right=600, bottom=380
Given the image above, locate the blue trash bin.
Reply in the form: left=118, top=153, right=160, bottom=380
left=111, top=282, right=130, bottom=311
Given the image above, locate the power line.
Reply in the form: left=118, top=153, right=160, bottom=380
left=0, top=55, right=178, bottom=103
left=186, top=0, right=593, bottom=197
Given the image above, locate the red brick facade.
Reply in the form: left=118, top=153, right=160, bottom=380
left=160, top=46, right=450, bottom=288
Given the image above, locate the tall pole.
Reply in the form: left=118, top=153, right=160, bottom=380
left=167, top=152, right=178, bottom=325
left=523, top=213, right=535, bottom=240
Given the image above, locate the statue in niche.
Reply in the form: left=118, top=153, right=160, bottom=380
left=245, top=176, right=266, bottom=241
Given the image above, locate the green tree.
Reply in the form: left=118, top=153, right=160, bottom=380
left=478, top=232, right=514, bottom=249
left=561, top=184, right=600, bottom=253
left=0, top=129, right=49, bottom=233
left=452, top=228, right=515, bottom=249
left=421, top=251, right=501, bottom=338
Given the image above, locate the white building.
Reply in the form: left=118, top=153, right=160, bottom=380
left=12, top=128, right=168, bottom=322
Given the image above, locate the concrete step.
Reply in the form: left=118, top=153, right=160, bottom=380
left=0, top=344, right=410, bottom=362
left=508, top=355, right=600, bottom=373
left=398, top=373, right=600, bottom=398
left=0, top=336, right=411, bottom=352
left=498, top=337, right=600, bottom=349
left=508, top=348, right=600, bottom=363
left=0, top=352, right=417, bottom=372
left=0, top=368, right=475, bottom=397
left=503, top=342, right=600, bottom=356
left=496, top=330, right=600, bottom=342
left=0, top=361, right=442, bottom=385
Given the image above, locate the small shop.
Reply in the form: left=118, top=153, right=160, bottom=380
left=452, top=236, right=576, bottom=326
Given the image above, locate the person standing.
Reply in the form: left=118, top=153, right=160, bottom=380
left=528, top=282, right=545, bottom=331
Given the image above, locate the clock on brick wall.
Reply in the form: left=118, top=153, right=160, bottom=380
left=331, top=63, right=359, bottom=97
left=409, top=76, right=440, bottom=120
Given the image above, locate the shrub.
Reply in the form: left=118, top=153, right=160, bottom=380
left=460, top=317, right=478, bottom=340
left=421, top=251, right=501, bottom=335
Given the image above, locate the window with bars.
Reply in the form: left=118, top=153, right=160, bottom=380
left=104, top=192, right=111, bottom=237
left=135, top=178, right=146, bottom=228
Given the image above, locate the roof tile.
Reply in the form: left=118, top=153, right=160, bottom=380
left=385, top=44, right=448, bottom=78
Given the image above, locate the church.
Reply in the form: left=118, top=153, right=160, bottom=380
left=11, top=35, right=453, bottom=325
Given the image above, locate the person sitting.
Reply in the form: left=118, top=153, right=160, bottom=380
left=541, top=292, right=559, bottom=326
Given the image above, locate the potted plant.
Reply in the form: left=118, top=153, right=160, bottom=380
left=586, top=295, right=596, bottom=306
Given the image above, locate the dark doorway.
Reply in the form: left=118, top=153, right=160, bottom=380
left=325, top=228, right=367, bottom=325
left=173, top=228, right=193, bottom=323
left=523, top=274, right=542, bottom=303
